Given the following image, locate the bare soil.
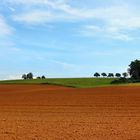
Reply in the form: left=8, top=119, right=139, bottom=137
left=0, top=84, right=139, bottom=140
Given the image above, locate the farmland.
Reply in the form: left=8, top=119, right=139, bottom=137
left=0, top=84, right=139, bottom=139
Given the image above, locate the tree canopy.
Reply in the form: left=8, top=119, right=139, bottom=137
left=94, top=72, right=100, bottom=77
left=101, top=73, right=107, bottom=77
left=42, top=75, right=46, bottom=79
left=128, top=59, right=140, bottom=79
left=22, top=74, right=27, bottom=80
left=108, top=73, right=114, bottom=77
left=115, top=73, right=121, bottom=78
left=122, top=72, right=128, bottom=78
left=27, top=72, right=33, bottom=79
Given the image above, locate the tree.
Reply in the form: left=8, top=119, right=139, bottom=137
left=22, top=74, right=27, bottom=80
left=115, top=73, right=121, bottom=78
left=37, top=76, right=41, bottom=79
left=27, top=72, right=33, bottom=79
left=122, top=72, right=128, bottom=78
left=94, top=72, right=100, bottom=78
left=101, top=73, right=107, bottom=77
left=41, top=75, right=46, bottom=79
left=108, top=73, right=114, bottom=78
left=128, top=59, right=140, bottom=79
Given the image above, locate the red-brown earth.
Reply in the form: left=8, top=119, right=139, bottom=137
left=0, top=84, right=139, bottom=140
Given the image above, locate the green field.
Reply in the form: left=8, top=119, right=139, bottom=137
left=0, top=78, right=118, bottom=88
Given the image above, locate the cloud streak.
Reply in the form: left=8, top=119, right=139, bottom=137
left=13, top=11, right=53, bottom=25
left=0, top=16, right=12, bottom=36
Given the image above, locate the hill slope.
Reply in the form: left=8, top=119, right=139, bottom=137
left=0, top=78, right=117, bottom=88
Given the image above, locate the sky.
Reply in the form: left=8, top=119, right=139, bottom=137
left=1, top=0, right=140, bottom=79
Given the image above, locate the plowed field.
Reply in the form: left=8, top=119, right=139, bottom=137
left=0, top=85, right=139, bottom=140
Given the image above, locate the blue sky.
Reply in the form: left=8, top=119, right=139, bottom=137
left=1, top=0, right=140, bottom=79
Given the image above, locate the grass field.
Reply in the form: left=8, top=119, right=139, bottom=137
left=0, top=78, right=118, bottom=88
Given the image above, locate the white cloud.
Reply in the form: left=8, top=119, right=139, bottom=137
left=110, top=33, right=133, bottom=41
left=50, top=60, right=76, bottom=70
left=80, top=24, right=133, bottom=41
left=2, top=0, right=50, bottom=5
left=3, top=0, right=140, bottom=40
left=13, top=11, right=53, bottom=25
left=9, top=7, right=16, bottom=12
left=0, top=73, right=21, bottom=80
left=55, top=3, right=140, bottom=40
left=3, top=0, right=139, bottom=25
left=85, top=25, right=102, bottom=32
left=78, top=4, right=140, bottom=41
left=11, top=0, right=80, bottom=25
left=0, top=16, right=12, bottom=36
left=6, top=74, right=21, bottom=80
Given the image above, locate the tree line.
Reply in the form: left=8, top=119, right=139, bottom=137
left=93, top=72, right=128, bottom=78
left=112, top=59, right=140, bottom=84
left=22, top=72, right=46, bottom=80
left=21, top=60, right=140, bottom=82
left=94, top=59, right=140, bottom=80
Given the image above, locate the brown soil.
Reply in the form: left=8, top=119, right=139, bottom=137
left=0, top=84, right=139, bottom=140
